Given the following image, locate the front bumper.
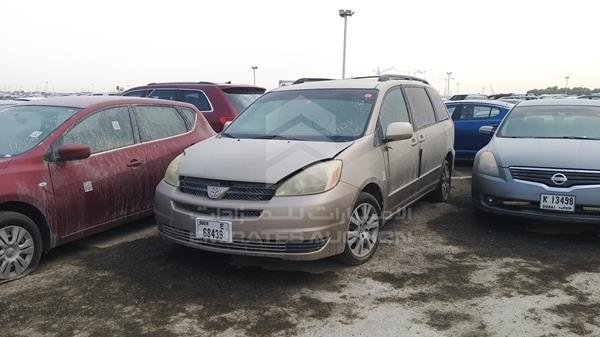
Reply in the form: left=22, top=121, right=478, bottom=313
left=472, top=168, right=600, bottom=224
left=154, top=180, right=359, bottom=260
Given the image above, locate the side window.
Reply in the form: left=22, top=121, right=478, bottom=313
left=473, top=106, right=492, bottom=118
left=447, top=106, right=457, bottom=117
left=63, top=107, right=135, bottom=154
left=454, top=105, right=500, bottom=120
left=135, top=105, right=188, bottom=142
left=123, top=90, right=147, bottom=97
left=426, top=88, right=450, bottom=121
left=405, top=87, right=436, bottom=129
left=178, top=107, right=197, bottom=130
left=181, top=90, right=212, bottom=112
left=148, top=89, right=179, bottom=101
left=490, top=107, right=501, bottom=118
left=379, top=88, right=410, bottom=133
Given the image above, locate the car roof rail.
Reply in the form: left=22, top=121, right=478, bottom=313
left=352, top=74, right=430, bottom=85
left=146, top=81, right=215, bottom=86
left=292, top=78, right=334, bottom=85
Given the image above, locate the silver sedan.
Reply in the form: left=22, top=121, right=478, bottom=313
left=472, top=99, right=600, bottom=223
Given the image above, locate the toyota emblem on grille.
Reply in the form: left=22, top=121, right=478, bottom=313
left=207, top=186, right=230, bottom=199
left=551, top=173, right=568, bottom=185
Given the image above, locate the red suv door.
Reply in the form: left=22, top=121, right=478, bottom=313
left=48, top=106, right=148, bottom=239
left=131, top=104, right=199, bottom=210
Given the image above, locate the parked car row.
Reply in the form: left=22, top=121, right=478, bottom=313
left=0, top=75, right=454, bottom=281
left=2, top=75, right=599, bottom=283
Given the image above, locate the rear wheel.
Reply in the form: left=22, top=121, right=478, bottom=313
left=428, top=159, right=452, bottom=202
left=0, top=212, right=42, bottom=282
left=337, top=192, right=383, bottom=265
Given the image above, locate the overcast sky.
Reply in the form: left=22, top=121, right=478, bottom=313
left=1, top=0, right=598, bottom=95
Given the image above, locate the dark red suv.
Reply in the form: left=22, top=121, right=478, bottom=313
left=122, top=82, right=266, bottom=131
left=0, top=96, right=214, bottom=281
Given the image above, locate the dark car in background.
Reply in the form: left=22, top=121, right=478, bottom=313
left=122, top=82, right=266, bottom=131
left=473, top=99, right=600, bottom=223
left=0, top=96, right=214, bottom=281
left=446, top=100, right=513, bottom=160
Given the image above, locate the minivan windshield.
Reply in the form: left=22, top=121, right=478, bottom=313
left=223, top=89, right=378, bottom=142
left=0, top=105, right=80, bottom=157
left=498, top=105, right=600, bottom=140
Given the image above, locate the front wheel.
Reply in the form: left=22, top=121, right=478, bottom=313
left=428, top=159, right=452, bottom=202
left=337, top=192, right=383, bottom=265
left=0, top=212, right=43, bottom=282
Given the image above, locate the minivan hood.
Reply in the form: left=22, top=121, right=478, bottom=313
left=179, top=136, right=354, bottom=184
left=491, top=137, right=600, bottom=170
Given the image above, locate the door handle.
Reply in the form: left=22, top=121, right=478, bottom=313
left=410, top=138, right=419, bottom=147
left=127, top=159, right=145, bottom=168
left=418, top=135, right=426, bottom=143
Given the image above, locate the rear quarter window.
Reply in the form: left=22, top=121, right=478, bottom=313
left=178, top=107, right=197, bottom=130
left=181, top=90, right=212, bottom=112
left=426, top=88, right=450, bottom=122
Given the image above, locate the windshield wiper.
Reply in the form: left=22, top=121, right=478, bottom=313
left=560, top=136, right=598, bottom=140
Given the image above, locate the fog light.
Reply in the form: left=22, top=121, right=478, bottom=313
left=485, top=196, right=495, bottom=205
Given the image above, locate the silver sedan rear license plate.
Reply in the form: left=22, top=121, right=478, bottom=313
left=196, top=218, right=232, bottom=243
left=540, top=194, right=576, bottom=212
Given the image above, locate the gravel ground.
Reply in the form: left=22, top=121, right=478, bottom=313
left=2, top=166, right=600, bottom=337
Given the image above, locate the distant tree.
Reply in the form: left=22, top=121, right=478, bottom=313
left=527, top=86, right=598, bottom=96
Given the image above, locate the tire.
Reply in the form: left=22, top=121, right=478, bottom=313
left=337, top=192, right=383, bottom=266
left=428, top=159, right=452, bottom=202
left=0, top=211, right=43, bottom=282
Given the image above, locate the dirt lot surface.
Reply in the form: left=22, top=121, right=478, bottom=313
left=2, top=166, right=600, bottom=337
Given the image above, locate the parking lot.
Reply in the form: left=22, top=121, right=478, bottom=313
left=1, top=166, right=599, bottom=337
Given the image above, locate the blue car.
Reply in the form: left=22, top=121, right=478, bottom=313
left=445, top=100, right=513, bottom=160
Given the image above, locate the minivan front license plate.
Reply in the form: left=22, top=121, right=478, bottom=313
left=540, top=194, right=576, bottom=212
left=196, top=218, right=232, bottom=243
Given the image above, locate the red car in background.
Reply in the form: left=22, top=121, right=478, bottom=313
left=121, top=82, right=266, bottom=131
left=0, top=96, right=214, bottom=281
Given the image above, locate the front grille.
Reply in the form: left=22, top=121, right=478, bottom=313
left=159, top=224, right=328, bottom=254
left=510, top=167, right=600, bottom=188
left=180, top=177, right=276, bottom=201
left=174, top=202, right=263, bottom=218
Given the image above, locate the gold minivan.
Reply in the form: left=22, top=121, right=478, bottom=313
left=155, top=75, right=455, bottom=265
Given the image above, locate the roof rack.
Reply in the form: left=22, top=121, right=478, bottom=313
left=292, top=78, right=334, bottom=85
left=146, top=81, right=215, bottom=86
left=352, top=74, right=429, bottom=85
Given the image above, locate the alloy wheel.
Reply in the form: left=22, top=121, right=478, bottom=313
left=347, top=203, right=380, bottom=258
left=441, top=163, right=451, bottom=200
left=0, top=225, right=35, bottom=280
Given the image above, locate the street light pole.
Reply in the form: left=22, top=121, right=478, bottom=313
left=445, top=72, right=453, bottom=97
left=564, top=76, right=570, bottom=95
left=339, top=9, right=354, bottom=79
left=251, top=66, right=258, bottom=86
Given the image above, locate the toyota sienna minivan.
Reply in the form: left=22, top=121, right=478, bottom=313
left=155, top=75, right=455, bottom=264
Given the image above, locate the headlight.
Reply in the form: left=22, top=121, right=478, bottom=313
left=478, top=151, right=500, bottom=177
left=275, top=160, right=343, bottom=196
left=164, top=155, right=183, bottom=187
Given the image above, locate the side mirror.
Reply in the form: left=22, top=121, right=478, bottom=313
left=479, top=125, right=496, bottom=136
left=223, top=121, right=232, bottom=129
left=385, top=122, right=414, bottom=142
left=57, top=143, right=91, bottom=161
